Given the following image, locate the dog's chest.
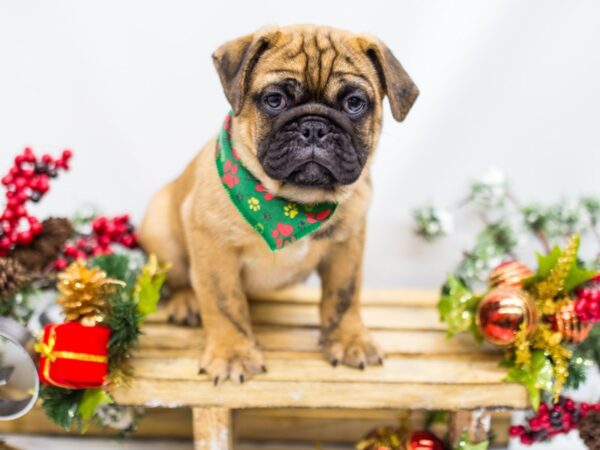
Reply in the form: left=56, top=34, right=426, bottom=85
left=240, top=239, right=323, bottom=294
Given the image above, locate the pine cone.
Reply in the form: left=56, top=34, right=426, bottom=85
left=12, top=218, right=74, bottom=272
left=578, top=411, right=600, bottom=450
left=0, top=257, right=29, bottom=301
left=57, top=261, right=122, bottom=326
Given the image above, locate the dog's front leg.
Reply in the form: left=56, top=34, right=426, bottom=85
left=186, top=229, right=264, bottom=384
left=318, top=224, right=384, bottom=369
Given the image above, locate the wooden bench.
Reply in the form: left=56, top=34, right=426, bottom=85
left=107, top=286, right=528, bottom=449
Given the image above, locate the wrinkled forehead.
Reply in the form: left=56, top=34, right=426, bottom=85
left=249, top=30, right=380, bottom=99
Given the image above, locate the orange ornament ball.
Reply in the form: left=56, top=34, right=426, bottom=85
left=488, top=260, right=534, bottom=288
left=552, top=302, right=593, bottom=343
left=476, top=287, right=538, bottom=347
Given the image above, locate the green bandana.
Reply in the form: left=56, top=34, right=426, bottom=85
left=216, top=112, right=337, bottom=250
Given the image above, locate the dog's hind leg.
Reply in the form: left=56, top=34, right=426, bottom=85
left=139, top=183, right=200, bottom=326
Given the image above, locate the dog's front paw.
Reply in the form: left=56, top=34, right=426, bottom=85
left=166, top=288, right=201, bottom=326
left=321, top=327, right=384, bottom=369
left=199, top=339, right=266, bottom=385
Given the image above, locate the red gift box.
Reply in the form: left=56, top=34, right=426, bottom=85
left=36, top=322, right=110, bottom=389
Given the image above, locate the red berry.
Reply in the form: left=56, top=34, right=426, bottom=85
left=529, top=417, right=542, bottom=431
left=0, top=237, right=11, bottom=249
left=54, top=258, right=68, bottom=270
left=37, top=178, right=49, bottom=193
left=30, top=221, right=43, bottom=234
left=120, top=234, right=135, bottom=247
left=7, top=198, right=20, bottom=210
left=14, top=205, right=27, bottom=217
left=565, top=399, right=575, bottom=411
left=104, top=222, right=116, bottom=237
left=92, top=217, right=107, bottom=232
left=16, top=191, right=28, bottom=203
left=17, top=230, right=33, bottom=245
left=509, top=425, right=525, bottom=437
left=64, top=243, right=78, bottom=258
left=541, top=412, right=550, bottom=423
left=15, top=177, right=27, bottom=190
left=1, top=175, right=13, bottom=186
left=520, top=434, right=534, bottom=445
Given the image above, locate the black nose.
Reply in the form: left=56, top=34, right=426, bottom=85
left=299, top=117, right=330, bottom=143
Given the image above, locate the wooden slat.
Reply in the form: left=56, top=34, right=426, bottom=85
left=236, top=409, right=437, bottom=444
left=147, top=287, right=440, bottom=324
left=237, top=443, right=350, bottom=450
left=148, top=303, right=444, bottom=330
left=0, top=406, right=511, bottom=446
left=129, top=352, right=507, bottom=385
left=249, top=303, right=444, bottom=330
left=111, top=379, right=528, bottom=410
left=249, top=286, right=439, bottom=307
left=139, top=325, right=497, bottom=355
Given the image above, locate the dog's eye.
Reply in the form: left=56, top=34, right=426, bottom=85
left=343, top=95, right=367, bottom=116
left=262, top=93, right=287, bottom=113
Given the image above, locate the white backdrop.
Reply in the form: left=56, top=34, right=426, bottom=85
left=1, top=0, right=599, bottom=288
left=1, top=2, right=600, bottom=449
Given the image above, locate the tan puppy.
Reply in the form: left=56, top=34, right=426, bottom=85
left=140, top=24, right=418, bottom=384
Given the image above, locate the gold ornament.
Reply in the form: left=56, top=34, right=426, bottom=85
left=56, top=261, right=124, bottom=326
left=531, top=323, right=571, bottom=401
left=489, top=260, right=534, bottom=288
left=476, top=287, right=538, bottom=347
left=513, top=323, right=532, bottom=367
left=535, top=235, right=579, bottom=300
left=552, top=301, right=593, bottom=344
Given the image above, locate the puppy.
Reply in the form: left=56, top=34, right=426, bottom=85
left=140, top=24, right=418, bottom=384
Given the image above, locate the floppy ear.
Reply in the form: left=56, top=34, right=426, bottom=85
left=357, top=36, right=419, bottom=122
left=212, top=28, right=281, bottom=115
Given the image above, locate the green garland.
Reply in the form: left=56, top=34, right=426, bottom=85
left=37, top=253, right=167, bottom=431
left=415, top=169, right=600, bottom=412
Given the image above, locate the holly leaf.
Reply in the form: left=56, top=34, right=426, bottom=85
left=454, top=432, right=489, bottom=450
left=564, top=265, right=598, bottom=292
left=536, top=246, right=561, bottom=279
left=438, top=276, right=479, bottom=337
left=135, top=254, right=169, bottom=317
left=504, top=350, right=553, bottom=411
left=78, top=388, right=112, bottom=422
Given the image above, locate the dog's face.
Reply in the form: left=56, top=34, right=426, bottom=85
left=212, top=25, right=418, bottom=200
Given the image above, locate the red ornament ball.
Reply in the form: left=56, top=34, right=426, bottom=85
left=488, top=260, right=534, bottom=288
left=405, top=431, right=444, bottom=450
left=477, top=287, right=538, bottom=347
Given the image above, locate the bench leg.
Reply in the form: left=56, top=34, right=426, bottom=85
left=192, top=407, right=233, bottom=450
left=448, top=409, right=491, bottom=447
